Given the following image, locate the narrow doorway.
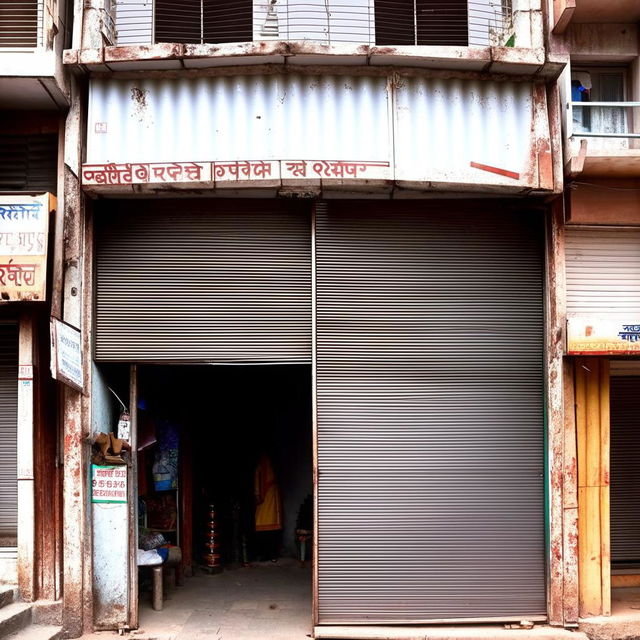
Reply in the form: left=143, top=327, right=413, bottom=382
left=610, top=372, right=640, bottom=613
left=135, top=364, right=313, bottom=639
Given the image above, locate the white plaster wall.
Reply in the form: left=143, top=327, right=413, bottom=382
left=91, top=363, right=129, bottom=630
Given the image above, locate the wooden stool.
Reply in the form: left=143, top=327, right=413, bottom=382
left=151, top=566, right=163, bottom=611
left=296, top=529, right=312, bottom=567
left=149, top=547, right=183, bottom=611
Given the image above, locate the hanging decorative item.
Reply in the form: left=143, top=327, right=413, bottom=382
left=203, top=503, right=222, bottom=572
left=117, top=411, right=131, bottom=442
left=153, top=420, right=179, bottom=491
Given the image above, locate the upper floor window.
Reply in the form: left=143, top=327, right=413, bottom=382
left=0, top=133, right=58, bottom=193
left=155, top=0, right=252, bottom=45
left=115, top=0, right=513, bottom=48
left=0, top=1, right=39, bottom=48
left=375, top=0, right=468, bottom=46
left=571, top=68, right=627, bottom=136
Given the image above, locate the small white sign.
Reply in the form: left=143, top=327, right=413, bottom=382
left=117, top=412, right=131, bottom=442
left=50, top=317, right=84, bottom=392
left=91, top=464, right=127, bottom=503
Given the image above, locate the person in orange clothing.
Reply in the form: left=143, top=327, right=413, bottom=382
left=254, top=452, right=282, bottom=561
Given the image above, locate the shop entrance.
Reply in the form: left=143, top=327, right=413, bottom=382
left=610, top=372, right=640, bottom=609
left=134, top=363, right=313, bottom=638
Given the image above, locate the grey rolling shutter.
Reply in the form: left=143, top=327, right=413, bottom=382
left=610, top=376, right=640, bottom=565
left=315, top=202, right=545, bottom=623
left=95, top=200, right=311, bottom=362
left=565, top=227, right=640, bottom=314
left=0, top=324, right=18, bottom=540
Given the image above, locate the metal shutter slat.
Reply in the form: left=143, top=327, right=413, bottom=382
left=0, top=134, right=57, bottom=192
left=565, top=228, right=640, bottom=314
left=0, top=325, right=18, bottom=539
left=315, top=203, right=545, bottom=623
left=95, top=200, right=311, bottom=363
left=611, top=376, right=640, bottom=565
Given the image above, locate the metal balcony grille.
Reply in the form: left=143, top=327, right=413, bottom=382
left=571, top=102, right=640, bottom=139
left=0, top=1, right=42, bottom=48
left=115, top=0, right=513, bottom=48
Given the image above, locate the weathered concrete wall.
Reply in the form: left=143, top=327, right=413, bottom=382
left=91, top=364, right=116, bottom=436
left=567, top=180, right=640, bottom=225
left=561, top=23, right=638, bottom=61
left=91, top=363, right=129, bottom=630
left=92, top=500, right=129, bottom=629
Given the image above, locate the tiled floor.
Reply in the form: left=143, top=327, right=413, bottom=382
left=136, top=558, right=312, bottom=640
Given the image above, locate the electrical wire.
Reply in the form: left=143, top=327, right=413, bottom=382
left=570, top=181, right=640, bottom=192
left=107, top=386, right=128, bottom=412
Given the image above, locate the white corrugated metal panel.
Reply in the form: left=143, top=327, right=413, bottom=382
left=565, top=228, right=640, bottom=314
left=316, top=202, right=545, bottom=622
left=87, top=75, right=542, bottom=189
left=394, top=78, right=533, bottom=186
left=87, top=75, right=391, bottom=164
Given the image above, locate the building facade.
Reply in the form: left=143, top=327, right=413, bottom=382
left=1, top=0, right=639, bottom=638
left=58, top=1, right=570, bottom=636
left=550, top=0, right=640, bottom=629
left=0, top=0, right=71, bottom=622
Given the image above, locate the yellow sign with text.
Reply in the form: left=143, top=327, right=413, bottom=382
left=0, top=193, right=55, bottom=302
left=567, top=315, right=640, bottom=355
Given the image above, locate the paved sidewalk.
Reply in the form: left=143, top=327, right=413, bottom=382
left=84, top=558, right=312, bottom=640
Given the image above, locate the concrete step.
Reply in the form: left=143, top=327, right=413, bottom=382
left=30, top=603, right=61, bottom=627
left=5, top=626, right=62, bottom=640
left=0, top=603, right=32, bottom=639
left=314, top=626, right=590, bottom=640
left=0, top=588, right=14, bottom=611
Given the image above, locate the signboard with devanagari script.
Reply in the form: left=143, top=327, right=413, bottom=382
left=50, top=317, right=84, bottom=393
left=0, top=193, right=55, bottom=302
left=567, top=315, right=640, bottom=355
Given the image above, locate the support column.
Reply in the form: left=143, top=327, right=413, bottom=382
left=61, top=73, right=91, bottom=638
left=546, top=197, right=579, bottom=626
left=17, top=314, right=35, bottom=602
left=576, top=357, right=610, bottom=618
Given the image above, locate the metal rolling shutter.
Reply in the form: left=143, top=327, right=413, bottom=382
left=315, top=203, right=545, bottom=623
left=95, top=200, right=311, bottom=362
left=610, top=376, right=640, bottom=565
left=0, top=324, right=18, bottom=539
left=0, top=134, right=58, bottom=193
left=565, top=227, right=640, bottom=314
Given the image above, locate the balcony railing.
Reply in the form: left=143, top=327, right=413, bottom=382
left=114, top=0, right=514, bottom=48
left=0, top=1, right=43, bottom=49
left=571, top=102, right=640, bottom=139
